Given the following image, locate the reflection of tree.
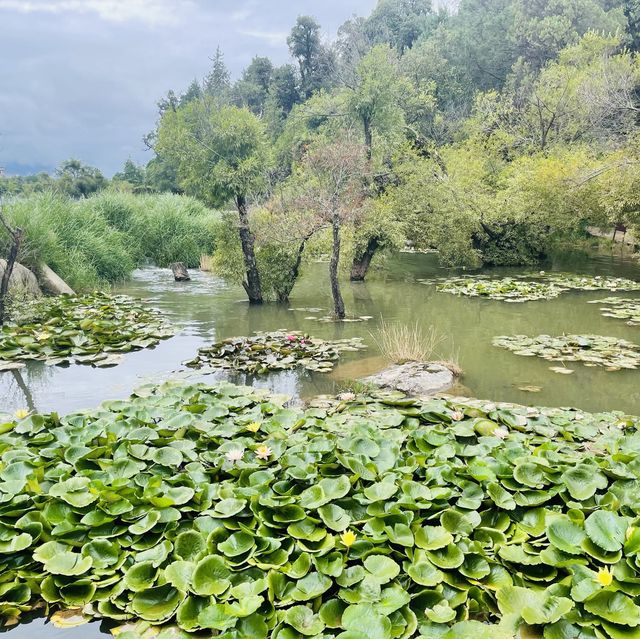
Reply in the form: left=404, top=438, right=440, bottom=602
left=11, top=369, right=36, bottom=412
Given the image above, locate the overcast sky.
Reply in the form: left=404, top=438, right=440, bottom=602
left=0, top=0, right=377, bottom=176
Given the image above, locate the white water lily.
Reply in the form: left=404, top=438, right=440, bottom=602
left=451, top=410, right=464, bottom=421
left=338, top=392, right=356, bottom=401
left=225, top=449, right=244, bottom=463
left=494, top=427, right=509, bottom=439
left=256, top=445, right=272, bottom=460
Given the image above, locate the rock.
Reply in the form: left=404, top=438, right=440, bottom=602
left=170, top=262, right=191, bottom=282
left=38, top=263, right=75, bottom=295
left=0, top=260, right=41, bottom=297
left=361, top=361, right=456, bottom=396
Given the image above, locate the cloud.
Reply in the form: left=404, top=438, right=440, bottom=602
left=238, top=28, right=288, bottom=47
left=0, top=0, right=190, bottom=25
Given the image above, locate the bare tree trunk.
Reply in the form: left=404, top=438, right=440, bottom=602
left=0, top=228, right=23, bottom=325
left=350, top=236, right=379, bottom=281
left=330, top=213, right=345, bottom=319
left=235, top=194, right=263, bottom=304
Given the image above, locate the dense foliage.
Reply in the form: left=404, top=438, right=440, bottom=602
left=1, top=192, right=219, bottom=290
left=0, top=381, right=639, bottom=638
left=0, top=293, right=173, bottom=370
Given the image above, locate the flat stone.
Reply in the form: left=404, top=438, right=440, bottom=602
left=361, top=361, right=456, bottom=396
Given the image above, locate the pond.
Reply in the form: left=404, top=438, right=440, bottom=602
left=2, top=249, right=640, bottom=417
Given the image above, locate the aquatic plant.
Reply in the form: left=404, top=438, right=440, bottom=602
left=493, top=333, right=640, bottom=370
left=186, top=331, right=366, bottom=374
left=0, top=293, right=173, bottom=370
left=539, top=274, right=640, bottom=292
left=370, top=319, right=449, bottom=364
left=588, top=297, right=640, bottom=326
left=432, top=276, right=566, bottom=302
left=0, top=382, right=639, bottom=637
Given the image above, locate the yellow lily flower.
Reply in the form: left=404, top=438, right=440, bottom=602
left=14, top=409, right=30, bottom=420
left=596, top=567, right=613, bottom=587
left=247, top=422, right=261, bottom=433
left=340, top=530, right=357, bottom=548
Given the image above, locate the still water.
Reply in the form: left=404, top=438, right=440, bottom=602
left=1, top=250, right=640, bottom=416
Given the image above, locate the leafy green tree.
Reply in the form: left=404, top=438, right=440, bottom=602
left=288, top=16, right=336, bottom=98
left=112, top=159, right=146, bottom=192
left=156, top=100, right=269, bottom=303
left=180, top=79, right=203, bottom=106
left=56, top=159, right=107, bottom=198
left=233, top=57, right=274, bottom=114
left=623, top=0, right=640, bottom=51
left=365, top=0, right=436, bottom=52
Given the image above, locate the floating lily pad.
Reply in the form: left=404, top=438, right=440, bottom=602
left=0, top=293, right=173, bottom=369
left=431, top=276, right=566, bottom=302
left=0, top=381, right=638, bottom=637
left=540, top=273, right=640, bottom=292
left=588, top=297, right=640, bottom=326
left=185, top=331, right=366, bottom=374
left=494, top=334, right=640, bottom=370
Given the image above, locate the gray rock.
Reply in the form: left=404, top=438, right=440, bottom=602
left=39, top=263, right=75, bottom=295
left=361, top=361, right=456, bottom=396
left=0, top=260, right=41, bottom=297
left=170, top=262, right=191, bottom=282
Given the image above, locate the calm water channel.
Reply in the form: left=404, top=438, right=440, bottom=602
left=2, top=250, right=640, bottom=417
left=1, top=250, right=640, bottom=638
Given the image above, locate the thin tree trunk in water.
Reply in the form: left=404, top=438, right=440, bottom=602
left=0, top=228, right=23, bottom=326
left=235, top=195, right=263, bottom=304
left=330, top=213, right=345, bottom=319
left=277, top=233, right=312, bottom=304
left=350, top=236, right=379, bottom=281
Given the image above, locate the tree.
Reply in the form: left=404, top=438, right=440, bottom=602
left=364, top=0, right=435, bottom=52
left=204, top=47, right=231, bottom=101
left=234, top=57, right=274, bottom=114
left=295, top=139, right=366, bottom=318
left=180, top=79, right=203, bottom=106
left=156, top=100, right=269, bottom=303
left=624, top=0, right=640, bottom=52
left=288, top=16, right=336, bottom=98
left=346, top=44, right=405, bottom=159
left=56, top=159, right=106, bottom=198
left=113, top=159, right=146, bottom=192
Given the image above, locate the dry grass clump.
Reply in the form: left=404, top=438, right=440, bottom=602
left=371, top=319, right=461, bottom=375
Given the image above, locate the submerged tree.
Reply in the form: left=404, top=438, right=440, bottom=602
left=156, top=100, right=269, bottom=304
left=295, top=139, right=366, bottom=318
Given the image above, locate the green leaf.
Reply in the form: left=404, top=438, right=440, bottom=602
left=584, top=511, right=628, bottom=552
left=284, top=605, right=326, bottom=636
left=191, top=555, right=231, bottom=596
left=363, top=555, right=400, bottom=584
left=584, top=591, right=640, bottom=626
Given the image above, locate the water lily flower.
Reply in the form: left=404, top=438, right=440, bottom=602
left=225, top=449, right=244, bottom=464
left=596, top=567, right=613, bottom=587
left=494, top=427, right=509, bottom=439
left=255, top=444, right=272, bottom=460
left=246, top=422, right=261, bottom=433
left=338, top=392, right=356, bottom=401
left=451, top=410, right=464, bottom=421
left=286, top=335, right=296, bottom=342
left=14, top=409, right=30, bottom=420
left=340, top=530, right=357, bottom=547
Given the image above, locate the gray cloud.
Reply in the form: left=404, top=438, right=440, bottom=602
left=0, top=0, right=376, bottom=176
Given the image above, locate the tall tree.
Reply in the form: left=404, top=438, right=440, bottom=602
left=234, top=56, right=274, bottom=114
left=288, top=16, right=336, bottom=98
left=365, top=0, right=435, bottom=52
left=204, top=47, right=231, bottom=101
left=156, top=100, right=269, bottom=303
left=296, top=139, right=366, bottom=318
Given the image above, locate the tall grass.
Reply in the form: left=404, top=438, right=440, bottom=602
left=371, top=319, right=462, bottom=374
left=1, top=191, right=220, bottom=290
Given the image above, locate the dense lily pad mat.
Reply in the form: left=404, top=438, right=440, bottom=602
left=185, top=331, right=366, bottom=374
left=1, top=383, right=640, bottom=638
left=428, top=274, right=640, bottom=303
left=0, top=293, right=173, bottom=370
left=430, top=277, right=567, bottom=302
left=588, top=298, right=640, bottom=326
left=493, top=334, right=640, bottom=370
